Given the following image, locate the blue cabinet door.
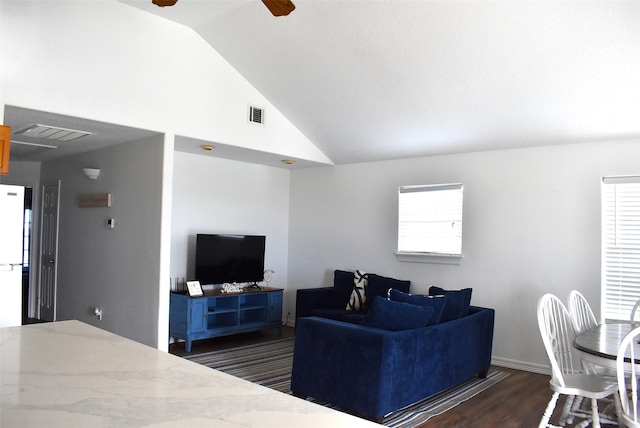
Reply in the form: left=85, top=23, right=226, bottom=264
left=268, top=291, right=283, bottom=322
left=189, top=298, right=207, bottom=333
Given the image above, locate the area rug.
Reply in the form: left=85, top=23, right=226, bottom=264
left=183, top=337, right=509, bottom=427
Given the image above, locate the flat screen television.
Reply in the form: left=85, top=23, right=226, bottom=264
left=195, top=234, right=266, bottom=285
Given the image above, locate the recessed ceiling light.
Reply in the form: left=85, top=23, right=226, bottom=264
left=201, top=145, right=214, bottom=151
left=281, top=159, right=295, bottom=165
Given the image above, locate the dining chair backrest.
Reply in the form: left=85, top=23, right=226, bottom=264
left=538, top=293, right=583, bottom=386
left=568, top=290, right=598, bottom=334
left=616, top=325, right=640, bottom=427
left=631, top=298, right=640, bottom=323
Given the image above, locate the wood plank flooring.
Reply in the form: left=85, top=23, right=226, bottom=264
left=170, top=327, right=617, bottom=428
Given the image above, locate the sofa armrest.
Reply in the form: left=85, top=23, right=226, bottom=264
left=291, top=317, right=420, bottom=419
left=291, top=307, right=495, bottom=420
left=295, top=287, right=335, bottom=319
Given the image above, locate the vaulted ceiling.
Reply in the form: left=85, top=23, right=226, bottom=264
left=8, top=1, right=640, bottom=166
left=121, top=0, right=640, bottom=165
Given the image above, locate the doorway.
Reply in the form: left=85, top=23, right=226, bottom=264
left=22, top=187, right=34, bottom=324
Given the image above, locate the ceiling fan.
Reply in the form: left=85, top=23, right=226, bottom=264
left=151, top=0, right=295, bottom=17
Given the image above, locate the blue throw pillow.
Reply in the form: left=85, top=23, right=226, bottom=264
left=428, top=286, right=472, bottom=322
left=360, top=296, right=432, bottom=331
left=331, top=270, right=355, bottom=309
left=363, top=273, right=411, bottom=313
left=388, top=289, right=446, bottom=325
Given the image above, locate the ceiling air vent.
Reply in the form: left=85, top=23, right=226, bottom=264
left=16, top=124, right=92, bottom=141
left=248, top=105, right=264, bottom=125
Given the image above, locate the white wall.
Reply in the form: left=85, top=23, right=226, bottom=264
left=288, top=139, right=640, bottom=371
left=171, top=152, right=291, bottom=314
left=0, top=160, right=40, bottom=185
left=0, top=0, right=328, bottom=164
left=0, top=0, right=321, bottom=348
left=40, top=136, right=165, bottom=348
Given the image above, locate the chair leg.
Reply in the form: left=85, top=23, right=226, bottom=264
left=558, top=395, right=576, bottom=426
left=567, top=395, right=584, bottom=424
left=590, top=398, right=601, bottom=428
left=614, top=393, right=622, bottom=426
left=540, top=392, right=560, bottom=428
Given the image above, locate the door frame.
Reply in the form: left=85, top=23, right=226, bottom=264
left=38, top=180, right=60, bottom=322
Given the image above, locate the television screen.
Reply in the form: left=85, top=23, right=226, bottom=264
left=195, top=234, right=266, bottom=285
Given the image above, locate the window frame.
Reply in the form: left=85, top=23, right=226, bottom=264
left=601, top=175, right=640, bottom=322
left=396, top=183, right=463, bottom=264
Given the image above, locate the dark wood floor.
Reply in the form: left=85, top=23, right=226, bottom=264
left=170, top=327, right=617, bottom=428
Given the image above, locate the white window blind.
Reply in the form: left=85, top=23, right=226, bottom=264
left=398, top=184, right=463, bottom=257
left=602, top=176, right=640, bottom=321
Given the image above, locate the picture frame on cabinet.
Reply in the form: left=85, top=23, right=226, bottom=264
left=186, top=280, right=203, bottom=297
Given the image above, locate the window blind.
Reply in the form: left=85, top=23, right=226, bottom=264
left=398, top=184, right=463, bottom=256
left=602, top=176, right=640, bottom=321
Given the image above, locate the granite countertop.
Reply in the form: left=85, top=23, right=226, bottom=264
left=0, top=320, right=378, bottom=427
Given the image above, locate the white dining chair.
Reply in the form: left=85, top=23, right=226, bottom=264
left=567, top=290, right=615, bottom=383
left=537, top=293, right=619, bottom=428
left=631, top=298, right=640, bottom=323
left=617, top=325, right=640, bottom=427
left=568, top=290, right=598, bottom=334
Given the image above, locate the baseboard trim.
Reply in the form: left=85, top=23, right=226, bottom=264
left=492, top=356, right=550, bottom=375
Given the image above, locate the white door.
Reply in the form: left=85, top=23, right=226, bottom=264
left=0, top=184, right=25, bottom=327
left=39, top=182, right=60, bottom=322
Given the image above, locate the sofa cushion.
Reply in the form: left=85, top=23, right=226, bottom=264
left=388, top=289, right=446, bottom=325
left=346, top=270, right=368, bottom=312
left=331, top=270, right=355, bottom=309
left=309, top=309, right=366, bottom=324
left=338, top=312, right=367, bottom=324
left=363, top=274, right=411, bottom=313
left=429, top=286, right=473, bottom=322
left=360, top=296, right=432, bottom=331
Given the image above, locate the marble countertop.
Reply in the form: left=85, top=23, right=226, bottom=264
left=1, top=320, right=379, bottom=427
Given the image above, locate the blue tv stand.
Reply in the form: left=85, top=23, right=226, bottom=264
left=169, top=287, right=283, bottom=352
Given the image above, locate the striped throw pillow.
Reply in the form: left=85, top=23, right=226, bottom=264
left=346, top=270, right=367, bottom=312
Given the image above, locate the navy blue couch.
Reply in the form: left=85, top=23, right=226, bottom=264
left=295, top=270, right=411, bottom=324
left=291, top=305, right=495, bottom=422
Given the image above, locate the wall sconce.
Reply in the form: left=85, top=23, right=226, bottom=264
left=82, top=168, right=100, bottom=180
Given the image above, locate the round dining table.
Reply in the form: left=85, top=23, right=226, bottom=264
left=573, top=322, right=640, bottom=370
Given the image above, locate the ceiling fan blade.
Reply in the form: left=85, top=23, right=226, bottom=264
left=262, top=0, right=296, bottom=16
left=152, top=0, right=178, bottom=6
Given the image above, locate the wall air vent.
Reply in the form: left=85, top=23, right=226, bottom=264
left=16, top=124, right=92, bottom=142
left=248, top=105, right=265, bottom=125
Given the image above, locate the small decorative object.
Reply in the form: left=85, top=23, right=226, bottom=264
left=222, top=282, right=243, bottom=293
left=78, top=193, right=111, bottom=207
left=186, top=280, right=203, bottom=297
left=263, top=269, right=275, bottom=287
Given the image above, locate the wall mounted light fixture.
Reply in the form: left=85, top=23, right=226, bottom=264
left=82, top=168, right=100, bottom=180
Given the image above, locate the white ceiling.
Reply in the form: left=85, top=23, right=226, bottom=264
left=6, top=1, right=639, bottom=166
left=5, top=106, right=159, bottom=162
left=120, top=0, right=640, bottom=165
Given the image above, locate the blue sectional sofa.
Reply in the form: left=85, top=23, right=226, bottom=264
left=291, top=303, right=495, bottom=421
left=295, top=270, right=411, bottom=323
